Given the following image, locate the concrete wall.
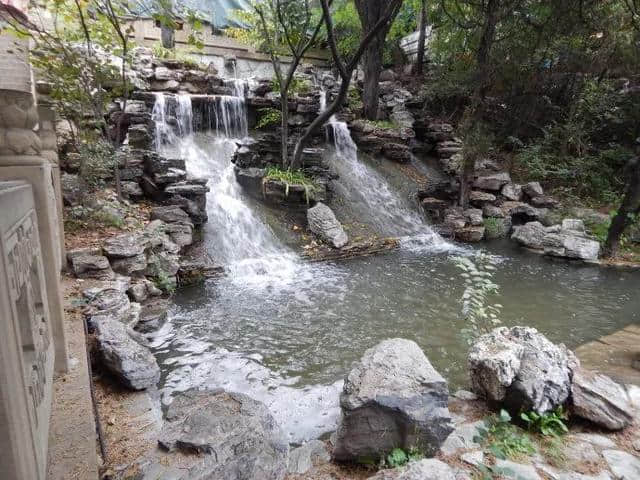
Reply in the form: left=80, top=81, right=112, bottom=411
left=126, top=18, right=329, bottom=79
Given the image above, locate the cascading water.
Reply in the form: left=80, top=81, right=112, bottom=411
left=151, top=89, right=298, bottom=284
left=320, top=92, right=449, bottom=249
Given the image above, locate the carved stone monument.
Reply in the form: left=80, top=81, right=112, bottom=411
left=0, top=181, right=54, bottom=480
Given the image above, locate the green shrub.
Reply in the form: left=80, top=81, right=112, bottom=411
left=474, top=409, right=536, bottom=461
left=264, top=166, right=317, bottom=203
left=520, top=407, right=569, bottom=437
left=483, top=217, right=505, bottom=239
left=384, top=447, right=421, bottom=469
left=77, top=140, right=117, bottom=187
left=256, top=108, right=282, bottom=129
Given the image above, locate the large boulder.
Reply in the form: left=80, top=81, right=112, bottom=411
left=157, top=389, right=288, bottom=480
left=307, top=202, right=348, bottom=249
left=511, top=221, right=548, bottom=250
left=150, top=205, right=191, bottom=224
left=333, top=339, right=454, bottom=463
left=571, top=368, right=633, bottom=430
left=369, top=459, right=458, bottom=480
left=468, top=326, right=575, bottom=413
left=93, top=315, right=160, bottom=390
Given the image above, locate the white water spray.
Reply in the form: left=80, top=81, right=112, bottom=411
left=152, top=90, right=303, bottom=286
left=320, top=91, right=449, bottom=249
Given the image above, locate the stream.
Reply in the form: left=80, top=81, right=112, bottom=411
left=149, top=90, right=640, bottom=445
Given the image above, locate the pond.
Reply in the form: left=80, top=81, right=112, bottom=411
left=149, top=123, right=640, bottom=445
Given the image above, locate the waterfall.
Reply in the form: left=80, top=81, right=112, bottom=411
left=321, top=91, right=448, bottom=249
left=151, top=90, right=299, bottom=285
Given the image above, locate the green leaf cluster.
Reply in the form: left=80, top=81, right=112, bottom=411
left=520, top=407, right=569, bottom=437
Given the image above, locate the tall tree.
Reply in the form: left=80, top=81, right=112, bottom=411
left=414, top=0, right=428, bottom=75
left=291, top=0, right=403, bottom=167
left=354, top=0, right=404, bottom=120
left=228, top=0, right=325, bottom=168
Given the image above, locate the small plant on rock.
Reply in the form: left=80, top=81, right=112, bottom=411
left=264, top=166, right=317, bottom=204
left=256, top=108, right=282, bottom=129
left=474, top=409, right=536, bottom=461
left=383, top=447, right=421, bottom=468
left=520, top=407, right=569, bottom=437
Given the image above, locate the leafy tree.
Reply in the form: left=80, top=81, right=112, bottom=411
left=291, top=0, right=404, bottom=167
left=354, top=0, right=405, bottom=119
left=228, top=0, right=325, bottom=168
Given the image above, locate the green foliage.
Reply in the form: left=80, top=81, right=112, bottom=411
left=78, top=140, right=117, bottom=187
left=483, top=217, right=504, bottom=239
left=347, top=86, right=363, bottom=113
left=383, top=447, right=421, bottom=468
left=453, top=253, right=502, bottom=343
left=520, top=407, right=569, bottom=437
left=256, top=108, right=282, bottom=129
left=474, top=462, right=518, bottom=480
left=474, top=410, right=536, bottom=461
left=264, top=166, right=317, bottom=203
left=271, top=76, right=311, bottom=96
left=154, top=270, right=176, bottom=294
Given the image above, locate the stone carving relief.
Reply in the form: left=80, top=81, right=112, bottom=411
left=4, top=209, right=52, bottom=429
left=0, top=90, right=42, bottom=156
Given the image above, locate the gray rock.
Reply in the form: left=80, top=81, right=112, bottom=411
left=473, top=172, right=511, bottom=191
left=453, top=389, right=478, bottom=401
left=470, top=190, right=497, bottom=203
left=537, top=464, right=612, bottom=480
left=157, top=389, right=288, bottom=480
left=455, top=226, right=485, bottom=242
left=103, top=233, right=148, bottom=258
left=121, top=181, right=144, bottom=200
left=369, top=459, right=458, bottom=480
left=603, top=450, right=640, bottom=479
left=512, top=221, right=548, bottom=250
left=163, top=222, right=193, bottom=248
left=440, top=420, right=483, bottom=456
left=150, top=206, right=190, bottom=224
left=307, top=202, right=348, bottom=249
left=134, top=300, right=169, bottom=334
left=333, top=339, right=454, bottom=463
left=461, top=450, right=484, bottom=466
left=287, top=440, right=330, bottom=474
left=464, top=208, right=484, bottom=226
left=94, top=315, right=159, bottom=390
left=562, top=219, right=586, bottom=233
left=494, top=459, right=541, bottom=480
left=545, top=233, right=600, bottom=261
left=67, top=251, right=114, bottom=280
left=83, top=282, right=131, bottom=318
left=110, top=253, right=148, bottom=276
left=468, top=326, right=574, bottom=413
left=502, top=183, right=523, bottom=201
left=573, top=433, right=617, bottom=449
left=523, top=181, right=544, bottom=198
left=571, top=368, right=633, bottom=430
left=145, top=251, right=180, bottom=278
left=127, top=282, right=149, bottom=303
left=531, top=195, right=559, bottom=208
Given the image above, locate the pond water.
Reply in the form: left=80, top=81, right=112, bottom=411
left=149, top=94, right=640, bottom=445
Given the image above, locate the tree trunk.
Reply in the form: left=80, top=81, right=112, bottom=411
left=458, top=0, right=499, bottom=208
left=291, top=80, right=350, bottom=168
left=281, top=88, right=289, bottom=168
left=603, top=157, right=640, bottom=258
left=354, top=0, right=399, bottom=120
left=414, top=0, right=427, bottom=75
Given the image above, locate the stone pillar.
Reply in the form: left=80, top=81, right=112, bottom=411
left=0, top=181, right=55, bottom=480
left=38, top=104, right=66, bottom=267
left=0, top=20, right=68, bottom=373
